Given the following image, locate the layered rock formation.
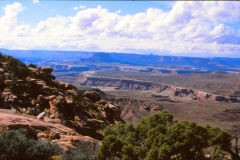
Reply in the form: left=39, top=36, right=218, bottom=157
left=156, top=85, right=239, bottom=103
left=81, top=77, right=160, bottom=90
left=80, top=76, right=239, bottom=103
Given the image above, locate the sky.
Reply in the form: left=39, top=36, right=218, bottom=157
left=0, top=0, right=240, bottom=57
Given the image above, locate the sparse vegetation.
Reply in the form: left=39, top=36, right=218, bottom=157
left=73, top=95, right=98, bottom=112
left=53, top=87, right=65, bottom=95
left=35, top=72, right=56, bottom=85
left=62, top=141, right=99, bottom=160
left=0, top=129, right=62, bottom=160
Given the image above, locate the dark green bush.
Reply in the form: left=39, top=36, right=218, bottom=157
left=0, top=128, right=62, bottom=160
left=36, top=72, right=56, bottom=85
left=98, top=110, right=239, bottom=160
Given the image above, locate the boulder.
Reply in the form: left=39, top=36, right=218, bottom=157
left=64, top=83, right=76, bottom=90
left=105, top=103, right=121, bottom=122
left=83, top=91, right=101, bottom=103
left=26, top=77, right=37, bottom=83
left=37, top=131, right=60, bottom=140
left=41, top=67, right=53, bottom=73
left=66, top=89, right=78, bottom=96
left=49, top=95, right=68, bottom=119
left=37, top=112, right=45, bottom=119
left=0, top=68, right=4, bottom=74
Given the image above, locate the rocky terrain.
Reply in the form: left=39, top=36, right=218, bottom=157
left=0, top=109, right=99, bottom=150
left=0, top=54, right=123, bottom=151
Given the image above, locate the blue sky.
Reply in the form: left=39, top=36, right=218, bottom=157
left=1, top=1, right=174, bottom=26
left=0, top=0, right=240, bottom=57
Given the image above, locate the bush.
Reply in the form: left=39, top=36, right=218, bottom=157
left=0, top=129, right=62, bottom=160
left=98, top=110, right=239, bottom=160
left=62, top=150, right=88, bottom=160
left=35, top=72, right=56, bottom=85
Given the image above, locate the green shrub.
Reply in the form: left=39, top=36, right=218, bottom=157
left=62, top=150, right=88, bottom=160
left=209, top=150, right=226, bottom=160
left=35, top=72, right=56, bottom=85
left=98, top=110, right=239, bottom=160
left=0, top=128, right=62, bottom=160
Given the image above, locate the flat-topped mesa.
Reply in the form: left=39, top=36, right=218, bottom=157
left=81, top=76, right=240, bottom=103
left=0, top=54, right=123, bottom=140
left=158, top=85, right=239, bottom=103
left=82, top=77, right=162, bottom=90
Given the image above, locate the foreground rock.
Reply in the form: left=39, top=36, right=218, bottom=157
left=0, top=109, right=99, bottom=150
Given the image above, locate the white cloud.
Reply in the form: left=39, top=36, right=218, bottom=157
left=79, top=5, right=86, bottom=9
left=33, top=0, right=39, bottom=4
left=73, top=5, right=86, bottom=11
left=73, top=7, right=78, bottom=11
left=0, top=2, right=240, bottom=57
left=0, top=3, right=24, bottom=34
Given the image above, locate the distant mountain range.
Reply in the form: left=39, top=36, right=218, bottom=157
left=1, top=48, right=240, bottom=72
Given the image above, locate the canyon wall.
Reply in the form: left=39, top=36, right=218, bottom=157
left=80, top=76, right=239, bottom=103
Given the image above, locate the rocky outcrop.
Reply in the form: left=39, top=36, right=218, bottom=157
left=83, top=90, right=101, bottom=103
left=0, top=109, right=99, bottom=150
left=0, top=54, right=123, bottom=141
left=104, top=103, right=122, bottom=123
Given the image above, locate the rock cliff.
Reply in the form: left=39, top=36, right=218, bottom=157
left=80, top=76, right=239, bottom=103
left=0, top=54, right=123, bottom=150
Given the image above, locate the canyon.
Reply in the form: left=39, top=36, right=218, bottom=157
left=2, top=49, right=240, bottom=138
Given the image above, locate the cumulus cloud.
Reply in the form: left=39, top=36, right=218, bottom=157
left=0, top=1, right=240, bottom=56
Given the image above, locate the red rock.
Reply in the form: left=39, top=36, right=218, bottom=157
left=0, top=109, right=99, bottom=150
